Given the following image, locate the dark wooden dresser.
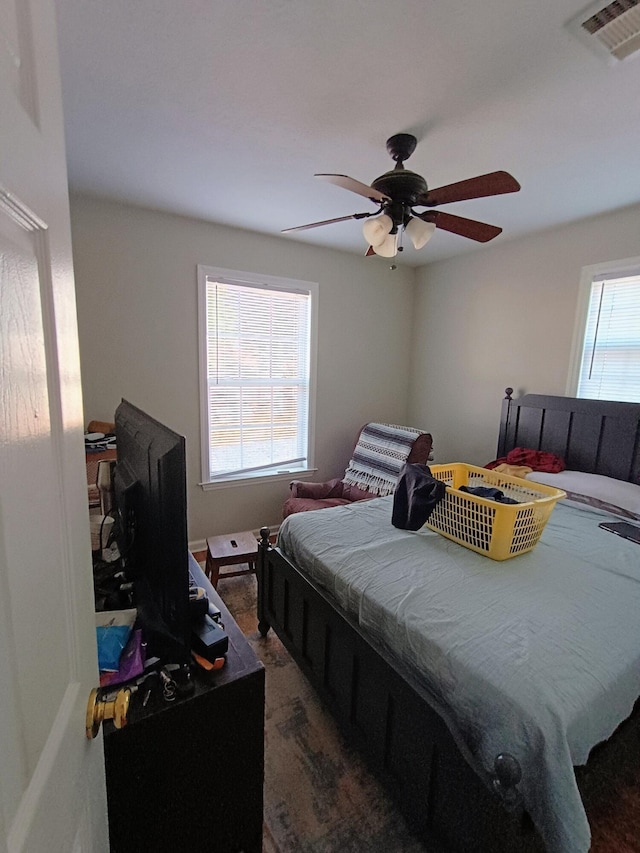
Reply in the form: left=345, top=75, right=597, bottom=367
left=103, top=561, right=264, bottom=853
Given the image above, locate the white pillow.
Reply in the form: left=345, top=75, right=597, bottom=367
left=526, top=470, right=640, bottom=520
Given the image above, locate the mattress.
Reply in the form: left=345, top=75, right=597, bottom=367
left=277, top=496, right=640, bottom=853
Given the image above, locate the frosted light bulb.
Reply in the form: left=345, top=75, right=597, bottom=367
left=373, top=232, right=398, bottom=258
left=362, top=214, right=393, bottom=248
left=405, top=217, right=436, bottom=250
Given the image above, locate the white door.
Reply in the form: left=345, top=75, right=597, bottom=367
left=0, top=0, right=109, bottom=850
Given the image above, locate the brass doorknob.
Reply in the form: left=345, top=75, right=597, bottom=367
left=86, top=687, right=131, bottom=739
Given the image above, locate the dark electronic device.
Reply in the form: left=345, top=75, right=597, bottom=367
left=191, top=614, right=229, bottom=660
left=113, top=400, right=225, bottom=665
left=598, top=520, right=640, bottom=544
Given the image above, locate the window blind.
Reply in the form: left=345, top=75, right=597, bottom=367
left=205, top=278, right=311, bottom=479
left=577, top=273, right=640, bottom=403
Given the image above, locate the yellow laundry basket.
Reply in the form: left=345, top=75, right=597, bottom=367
left=426, top=463, right=566, bottom=560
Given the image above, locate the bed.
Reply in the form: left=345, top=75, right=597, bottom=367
left=256, top=390, right=640, bottom=853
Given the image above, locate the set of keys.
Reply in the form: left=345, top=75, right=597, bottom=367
left=123, top=661, right=195, bottom=710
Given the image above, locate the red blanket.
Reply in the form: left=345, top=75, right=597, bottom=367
left=486, top=447, right=565, bottom=473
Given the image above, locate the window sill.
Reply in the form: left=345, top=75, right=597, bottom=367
left=200, top=468, right=318, bottom=491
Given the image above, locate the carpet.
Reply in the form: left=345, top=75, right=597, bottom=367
left=214, top=571, right=640, bottom=853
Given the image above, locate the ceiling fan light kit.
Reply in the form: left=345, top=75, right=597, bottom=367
left=283, top=133, right=521, bottom=260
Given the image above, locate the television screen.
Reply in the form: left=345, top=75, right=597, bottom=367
left=113, top=400, right=191, bottom=663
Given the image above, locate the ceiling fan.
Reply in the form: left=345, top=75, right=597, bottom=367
left=282, top=133, right=521, bottom=258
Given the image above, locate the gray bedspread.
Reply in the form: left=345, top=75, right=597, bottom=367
left=277, top=496, right=640, bottom=853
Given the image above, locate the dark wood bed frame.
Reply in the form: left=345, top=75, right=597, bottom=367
left=257, top=390, right=640, bottom=852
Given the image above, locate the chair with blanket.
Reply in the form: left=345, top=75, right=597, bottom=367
left=283, top=422, right=433, bottom=518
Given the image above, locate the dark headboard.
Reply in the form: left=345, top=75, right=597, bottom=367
left=497, top=388, right=640, bottom=484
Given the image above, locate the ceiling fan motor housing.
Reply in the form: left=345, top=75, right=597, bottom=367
left=372, top=169, right=428, bottom=228
left=372, top=169, right=428, bottom=204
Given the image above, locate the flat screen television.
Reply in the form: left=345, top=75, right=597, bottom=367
left=113, top=400, right=191, bottom=663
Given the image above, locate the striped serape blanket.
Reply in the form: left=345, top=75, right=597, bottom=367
left=342, top=423, right=424, bottom=497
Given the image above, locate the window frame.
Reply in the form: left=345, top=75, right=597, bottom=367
left=566, top=255, right=640, bottom=401
left=197, top=265, right=318, bottom=489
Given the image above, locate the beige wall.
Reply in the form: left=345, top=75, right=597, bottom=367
left=70, top=195, right=416, bottom=545
left=408, top=202, right=640, bottom=467
left=71, top=194, right=640, bottom=543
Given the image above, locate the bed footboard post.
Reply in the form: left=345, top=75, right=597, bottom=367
left=257, top=526, right=271, bottom=637
left=491, top=752, right=523, bottom=812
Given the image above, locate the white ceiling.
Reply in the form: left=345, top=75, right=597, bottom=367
left=54, top=0, right=640, bottom=266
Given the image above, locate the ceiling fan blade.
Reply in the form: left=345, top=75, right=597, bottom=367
left=418, top=171, right=520, bottom=207
left=315, top=173, right=390, bottom=203
left=365, top=245, right=376, bottom=257
left=282, top=212, right=372, bottom=233
left=418, top=210, right=502, bottom=243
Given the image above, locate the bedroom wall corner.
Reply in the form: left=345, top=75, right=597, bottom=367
left=407, top=202, right=640, bottom=467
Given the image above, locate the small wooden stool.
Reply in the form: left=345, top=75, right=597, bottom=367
left=205, top=530, right=258, bottom=588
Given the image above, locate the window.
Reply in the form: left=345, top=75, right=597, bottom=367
left=198, top=266, right=317, bottom=486
left=569, top=257, right=640, bottom=403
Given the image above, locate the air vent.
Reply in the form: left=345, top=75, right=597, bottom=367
left=567, top=0, right=640, bottom=63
